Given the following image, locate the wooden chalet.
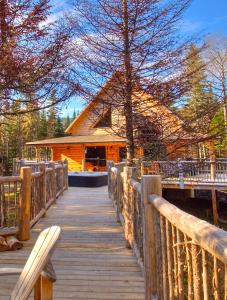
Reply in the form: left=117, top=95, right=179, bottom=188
left=27, top=75, right=210, bottom=172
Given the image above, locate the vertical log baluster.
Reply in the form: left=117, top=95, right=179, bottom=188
left=166, top=220, right=174, bottom=300
left=202, top=249, right=209, bottom=300
left=184, top=234, right=193, bottom=300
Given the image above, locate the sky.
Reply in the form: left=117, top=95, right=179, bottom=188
left=52, top=0, right=227, bottom=117
left=183, top=0, right=227, bottom=36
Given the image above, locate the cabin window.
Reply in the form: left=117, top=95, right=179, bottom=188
left=85, top=146, right=106, bottom=167
left=94, top=109, right=112, bottom=128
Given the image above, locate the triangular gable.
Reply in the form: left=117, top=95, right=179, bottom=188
left=65, top=73, right=120, bottom=134
left=65, top=71, right=192, bottom=140
left=92, top=108, right=111, bottom=128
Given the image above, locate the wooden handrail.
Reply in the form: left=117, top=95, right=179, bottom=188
left=149, top=194, right=227, bottom=265
left=0, top=160, right=68, bottom=239
left=108, top=163, right=227, bottom=300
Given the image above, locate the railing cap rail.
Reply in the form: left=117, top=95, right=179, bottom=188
left=149, top=194, right=227, bottom=264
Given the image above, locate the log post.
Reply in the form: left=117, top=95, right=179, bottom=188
left=107, top=161, right=114, bottom=199
left=49, top=162, right=56, bottom=204
left=208, top=141, right=219, bottom=226
left=211, top=189, right=219, bottom=226
left=60, top=161, right=64, bottom=195
left=116, top=163, right=125, bottom=223
left=19, top=167, right=31, bottom=241
left=123, top=166, right=137, bottom=248
left=177, top=160, right=184, bottom=189
left=141, top=175, right=162, bottom=300
left=64, top=159, right=68, bottom=190
left=209, top=140, right=216, bottom=181
left=39, top=163, right=47, bottom=210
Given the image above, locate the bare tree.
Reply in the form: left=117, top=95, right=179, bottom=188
left=0, top=0, right=79, bottom=116
left=68, top=0, right=196, bottom=162
left=205, top=35, right=227, bottom=137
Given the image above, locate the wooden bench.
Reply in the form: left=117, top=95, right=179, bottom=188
left=0, top=226, right=61, bottom=300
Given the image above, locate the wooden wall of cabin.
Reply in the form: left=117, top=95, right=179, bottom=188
left=52, top=145, right=84, bottom=172
left=51, top=143, right=123, bottom=172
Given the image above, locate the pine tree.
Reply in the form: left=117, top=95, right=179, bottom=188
left=73, top=109, right=77, bottom=120
left=64, top=114, right=71, bottom=129
left=181, top=44, right=218, bottom=133
left=38, top=112, right=48, bottom=140
left=54, top=117, right=65, bottom=137
left=47, top=92, right=58, bottom=138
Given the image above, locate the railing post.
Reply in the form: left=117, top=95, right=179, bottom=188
left=19, top=167, right=31, bottom=241
left=123, top=166, right=137, bottom=248
left=64, top=159, right=68, bottom=190
left=40, top=163, right=47, bottom=210
left=209, top=140, right=216, bottom=181
left=49, top=162, right=56, bottom=204
left=141, top=175, right=162, bottom=300
left=107, top=161, right=114, bottom=198
left=178, top=159, right=184, bottom=189
left=60, top=161, right=64, bottom=196
left=116, top=163, right=125, bottom=223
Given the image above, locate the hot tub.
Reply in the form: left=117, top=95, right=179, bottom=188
left=68, top=172, right=108, bottom=187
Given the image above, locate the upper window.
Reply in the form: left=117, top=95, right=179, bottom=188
left=94, top=109, right=112, bottom=128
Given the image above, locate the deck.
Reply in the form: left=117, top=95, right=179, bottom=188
left=0, top=186, right=145, bottom=300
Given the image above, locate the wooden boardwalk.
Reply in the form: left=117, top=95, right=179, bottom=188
left=0, top=186, right=145, bottom=300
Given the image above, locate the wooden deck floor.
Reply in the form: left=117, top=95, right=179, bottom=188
left=0, top=186, right=145, bottom=300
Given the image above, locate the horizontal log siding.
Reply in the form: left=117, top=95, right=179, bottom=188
left=53, top=145, right=84, bottom=172
left=52, top=144, right=122, bottom=171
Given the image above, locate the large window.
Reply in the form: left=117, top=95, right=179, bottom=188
left=94, top=109, right=112, bottom=128
left=85, top=146, right=106, bottom=166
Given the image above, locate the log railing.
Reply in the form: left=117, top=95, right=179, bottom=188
left=108, top=162, right=227, bottom=300
left=141, top=159, right=227, bottom=184
left=0, top=160, right=68, bottom=240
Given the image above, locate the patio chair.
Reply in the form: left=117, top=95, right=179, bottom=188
left=0, top=226, right=61, bottom=300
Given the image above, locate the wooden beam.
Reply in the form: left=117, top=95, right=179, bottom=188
left=18, top=167, right=31, bottom=241
left=141, top=175, right=162, bottom=300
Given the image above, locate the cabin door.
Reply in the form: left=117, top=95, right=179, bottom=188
left=85, top=146, right=106, bottom=170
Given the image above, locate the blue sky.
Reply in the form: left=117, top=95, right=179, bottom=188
left=54, top=0, right=227, bottom=117
left=183, top=0, right=227, bottom=36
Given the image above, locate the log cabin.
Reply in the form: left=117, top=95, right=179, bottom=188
left=27, top=74, right=211, bottom=172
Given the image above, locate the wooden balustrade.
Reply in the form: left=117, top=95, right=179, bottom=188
left=108, top=162, right=227, bottom=300
left=141, top=159, right=227, bottom=183
left=0, top=160, right=68, bottom=240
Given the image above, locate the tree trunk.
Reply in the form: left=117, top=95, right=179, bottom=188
left=0, top=0, right=7, bottom=50
left=122, top=0, right=135, bottom=164
left=221, top=68, right=227, bottom=138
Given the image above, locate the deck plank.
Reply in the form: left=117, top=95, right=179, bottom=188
left=0, top=186, right=145, bottom=300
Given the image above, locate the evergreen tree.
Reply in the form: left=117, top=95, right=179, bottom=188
left=38, top=112, right=48, bottom=140
left=181, top=44, right=218, bottom=133
left=54, top=116, right=65, bottom=137
left=47, top=92, right=58, bottom=138
left=73, top=108, right=77, bottom=120
left=24, top=100, right=40, bottom=142
left=64, top=114, right=71, bottom=129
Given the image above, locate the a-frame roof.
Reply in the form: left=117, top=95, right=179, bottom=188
left=65, top=72, right=188, bottom=139
left=65, top=72, right=120, bottom=134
